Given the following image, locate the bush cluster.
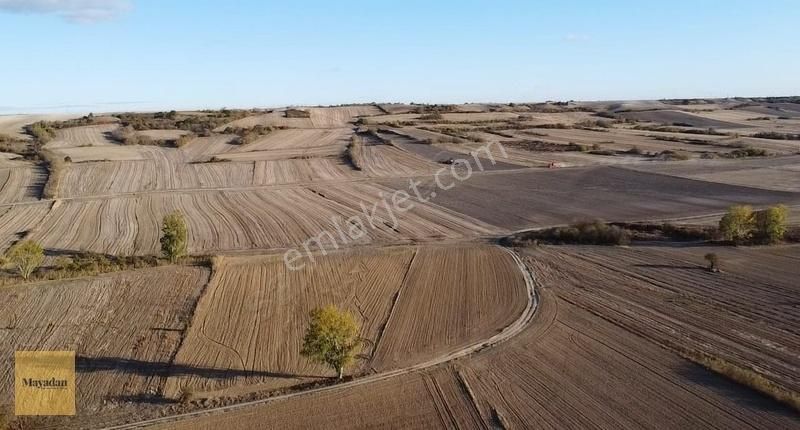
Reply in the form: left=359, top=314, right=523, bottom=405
left=502, top=221, right=630, bottom=246
left=224, top=125, right=282, bottom=145
left=611, top=222, right=716, bottom=242
left=719, top=204, right=789, bottom=245
left=752, top=131, right=800, bottom=140
left=110, top=126, right=159, bottom=146
left=285, top=108, right=311, bottom=118
left=344, top=135, right=364, bottom=170
left=633, top=125, right=727, bottom=136
left=114, top=109, right=250, bottom=134
left=657, top=150, right=691, bottom=161
left=25, top=122, right=56, bottom=143
left=723, top=147, right=769, bottom=158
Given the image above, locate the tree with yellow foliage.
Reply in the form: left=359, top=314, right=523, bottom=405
left=301, top=305, right=362, bottom=380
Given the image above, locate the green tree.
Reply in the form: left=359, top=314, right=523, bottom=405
left=5, top=240, right=45, bottom=280
left=160, top=211, right=188, bottom=263
left=301, top=305, right=362, bottom=379
left=718, top=205, right=755, bottom=244
left=754, top=204, right=789, bottom=244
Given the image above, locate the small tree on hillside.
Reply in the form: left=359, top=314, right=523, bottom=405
left=160, top=211, right=188, bottom=263
left=704, top=253, right=720, bottom=273
left=718, top=205, right=755, bottom=245
left=754, top=204, right=789, bottom=244
left=301, top=305, right=362, bottom=380
left=5, top=240, right=45, bottom=280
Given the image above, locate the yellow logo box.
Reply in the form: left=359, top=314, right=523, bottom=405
left=15, top=351, right=76, bottom=416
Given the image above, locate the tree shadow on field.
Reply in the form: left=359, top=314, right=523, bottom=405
left=76, top=355, right=325, bottom=380
left=43, top=247, right=120, bottom=259
left=633, top=264, right=705, bottom=271
left=674, top=361, right=799, bottom=418
left=109, top=393, right=178, bottom=405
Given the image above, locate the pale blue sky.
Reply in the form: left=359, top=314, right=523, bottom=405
left=1, top=0, right=798, bottom=113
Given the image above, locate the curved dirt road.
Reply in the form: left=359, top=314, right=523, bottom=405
left=101, top=246, right=539, bottom=430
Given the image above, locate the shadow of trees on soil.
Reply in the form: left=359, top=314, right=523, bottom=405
left=675, top=361, right=799, bottom=418
left=633, top=264, right=706, bottom=271
left=76, top=355, right=325, bottom=381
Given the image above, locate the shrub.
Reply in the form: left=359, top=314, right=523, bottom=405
left=285, top=108, right=311, bottom=118
left=658, top=150, right=690, bottom=161
left=54, top=256, right=73, bottom=271
left=5, top=240, right=45, bottom=280
left=110, top=125, right=138, bottom=144
left=178, top=387, right=196, bottom=404
left=704, top=253, right=720, bottom=272
left=174, top=133, right=196, bottom=147
left=610, top=222, right=716, bottom=242
left=39, top=149, right=64, bottom=199
left=724, top=147, right=768, bottom=158
left=718, top=205, right=755, bottom=244
left=752, top=131, right=800, bottom=140
left=161, top=211, right=188, bottom=263
left=345, top=135, right=364, bottom=170
left=26, top=122, right=56, bottom=143
left=224, top=125, right=278, bottom=145
left=753, top=205, right=789, bottom=244
left=419, top=111, right=443, bottom=121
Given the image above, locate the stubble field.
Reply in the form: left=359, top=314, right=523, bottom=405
left=2, top=99, right=799, bottom=429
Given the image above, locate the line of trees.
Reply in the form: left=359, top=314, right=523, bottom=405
left=1, top=212, right=189, bottom=281
left=719, top=204, right=788, bottom=245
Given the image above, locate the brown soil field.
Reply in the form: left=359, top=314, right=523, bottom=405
left=383, top=166, right=800, bottom=231
left=516, top=127, right=737, bottom=155
left=58, top=158, right=255, bottom=197
left=55, top=145, right=149, bottom=163
left=360, top=143, right=438, bottom=177
left=160, top=366, right=485, bottom=430
left=377, top=131, right=523, bottom=170
left=228, top=128, right=350, bottom=153
left=0, top=202, right=51, bottom=250
left=163, top=245, right=525, bottom=398
left=617, top=109, right=750, bottom=129
left=45, top=124, right=120, bottom=149
left=3, top=102, right=799, bottom=429
left=155, top=246, right=798, bottom=430
left=137, top=129, right=190, bottom=141
left=0, top=164, right=45, bottom=203
left=217, top=146, right=344, bottom=162
left=24, top=182, right=499, bottom=255
left=0, top=266, right=209, bottom=413
left=739, top=104, right=800, bottom=119
left=523, top=245, right=800, bottom=393
left=252, top=158, right=357, bottom=185
left=0, top=114, right=79, bottom=140
left=177, top=135, right=239, bottom=161
left=624, top=155, right=800, bottom=192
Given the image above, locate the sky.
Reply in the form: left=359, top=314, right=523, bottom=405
left=1, top=0, right=799, bottom=113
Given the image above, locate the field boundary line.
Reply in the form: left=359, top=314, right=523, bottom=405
left=99, top=245, right=539, bottom=430
left=369, top=248, right=418, bottom=367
